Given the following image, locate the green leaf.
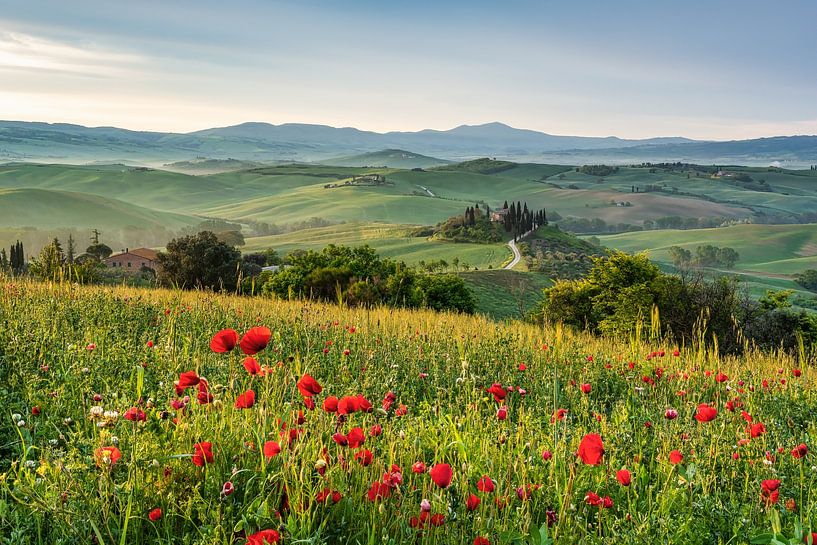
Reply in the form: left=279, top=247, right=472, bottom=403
left=136, top=365, right=144, bottom=401
left=750, top=533, right=774, bottom=544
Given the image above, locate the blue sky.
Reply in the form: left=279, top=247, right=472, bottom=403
left=0, top=0, right=814, bottom=139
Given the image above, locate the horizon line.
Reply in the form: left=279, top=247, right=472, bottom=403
left=4, top=117, right=816, bottom=143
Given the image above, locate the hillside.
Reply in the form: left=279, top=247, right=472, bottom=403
left=595, top=223, right=817, bottom=299
left=0, top=188, right=198, bottom=231
left=320, top=149, right=451, bottom=169
left=3, top=119, right=816, bottom=166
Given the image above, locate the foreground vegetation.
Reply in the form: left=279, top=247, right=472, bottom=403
left=1, top=280, right=817, bottom=544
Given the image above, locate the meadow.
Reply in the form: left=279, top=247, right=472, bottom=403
left=2, top=280, right=817, bottom=544
left=595, top=223, right=817, bottom=300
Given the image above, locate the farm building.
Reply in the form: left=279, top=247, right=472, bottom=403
left=104, top=247, right=159, bottom=272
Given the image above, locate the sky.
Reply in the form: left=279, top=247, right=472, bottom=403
left=0, top=0, right=815, bottom=140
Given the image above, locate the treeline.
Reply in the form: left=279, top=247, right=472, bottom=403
left=534, top=252, right=817, bottom=356
left=3, top=235, right=115, bottom=283
left=500, top=201, right=548, bottom=240
left=577, top=165, right=619, bottom=177
left=668, top=245, right=739, bottom=269
left=150, top=232, right=476, bottom=313
left=259, top=245, right=475, bottom=313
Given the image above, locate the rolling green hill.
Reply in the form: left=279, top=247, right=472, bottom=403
left=594, top=223, right=817, bottom=300
left=242, top=222, right=511, bottom=270
left=320, top=149, right=451, bottom=169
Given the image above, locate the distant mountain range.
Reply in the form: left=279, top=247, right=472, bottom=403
left=1, top=120, right=815, bottom=167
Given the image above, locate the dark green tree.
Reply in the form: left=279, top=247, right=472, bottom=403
left=156, top=231, right=243, bottom=290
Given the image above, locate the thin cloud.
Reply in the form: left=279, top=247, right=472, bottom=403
left=0, top=31, right=145, bottom=78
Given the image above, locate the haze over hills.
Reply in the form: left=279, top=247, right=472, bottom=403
left=2, top=120, right=816, bottom=167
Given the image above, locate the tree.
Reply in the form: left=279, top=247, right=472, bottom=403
left=716, top=247, right=739, bottom=269
left=794, top=269, right=817, bottom=292
left=66, top=235, right=76, bottom=264
left=667, top=246, right=692, bottom=269
left=156, top=231, right=243, bottom=290
left=10, top=241, right=25, bottom=273
left=216, top=230, right=245, bottom=247
left=86, top=243, right=113, bottom=261
left=416, top=274, right=475, bottom=314
left=29, top=239, right=66, bottom=281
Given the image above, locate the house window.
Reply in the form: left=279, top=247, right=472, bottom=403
left=127, top=262, right=132, bottom=268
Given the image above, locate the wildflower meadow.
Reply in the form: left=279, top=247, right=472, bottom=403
left=1, top=280, right=817, bottom=544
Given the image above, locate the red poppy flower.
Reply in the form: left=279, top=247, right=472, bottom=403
left=477, top=475, right=495, bottom=493
left=715, top=372, right=728, bottom=383
left=577, top=433, right=604, bottom=466
left=210, top=329, right=238, bottom=353
left=430, top=513, right=445, bottom=526
left=467, top=493, right=481, bottom=511
left=497, top=406, right=508, bottom=421
left=124, top=407, right=146, bottom=422
left=31, top=406, right=40, bottom=416
left=430, top=463, right=453, bottom=488
left=148, top=508, right=162, bottom=521
left=247, top=529, right=280, bottom=544
left=240, top=326, right=272, bottom=355
left=669, top=450, right=683, bottom=464
left=235, top=389, right=256, bottom=409
left=197, top=380, right=213, bottom=404
left=616, top=469, right=631, bottom=487
left=580, top=383, right=592, bottom=394
left=192, top=442, right=214, bottom=467
left=356, top=395, right=373, bottom=413
left=585, top=491, right=602, bottom=506
left=297, top=373, right=323, bottom=397
left=412, top=461, right=426, bottom=473
left=243, top=357, right=262, bottom=376
left=332, top=433, right=348, bottom=446
left=346, top=427, right=365, bottom=448
left=323, top=396, right=339, bottom=413
left=94, top=446, right=121, bottom=468
left=355, top=449, right=373, bottom=466
left=474, top=538, right=490, bottom=545
left=263, top=441, right=281, bottom=459
left=664, top=409, right=678, bottom=420
left=551, top=408, right=568, bottom=423
left=486, top=383, right=507, bottom=402
left=761, top=479, right=781, bottom=505
left=178, top=371, right=200, bottom=388
left=541, top=450, right=552, bottom=461
left=792, top=443, right=808, bottom=459
left=337, top=396, right=360, bottom=415
left=694, top=403, right=717, bottom=422
left=366, top=480, right=392, bottom=502
left=369, top=424, right=382, bottom=437
left=749, top=422, right=766, bottom=438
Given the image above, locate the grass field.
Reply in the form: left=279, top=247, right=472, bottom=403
left=243, top=223, right=511, bottom=270
left=458, top=269, right=552, bottom=319
left=2, top=160, right=817, bottom=312
left=2, top=280, right=817, bottom=544
left=594, top=223, right=817, bottom=301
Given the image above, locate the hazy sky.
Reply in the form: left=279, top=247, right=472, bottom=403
left=1, top=0, right=815, bottom=139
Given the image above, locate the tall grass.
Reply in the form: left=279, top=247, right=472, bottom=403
left=0, top=279, right=815, bottom=544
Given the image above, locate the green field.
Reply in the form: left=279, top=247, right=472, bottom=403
left=2, top=159, right=817, bottom=305
left=243, top=223, right=511, bottom=270
left=594, top=223, right=817, bottom=300
left=458, top=269, right=552, bottom=319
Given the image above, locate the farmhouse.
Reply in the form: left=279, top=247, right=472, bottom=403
left=490, top=208, right=509, bottom=222
left=104, top=247, right=159, bottom=272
